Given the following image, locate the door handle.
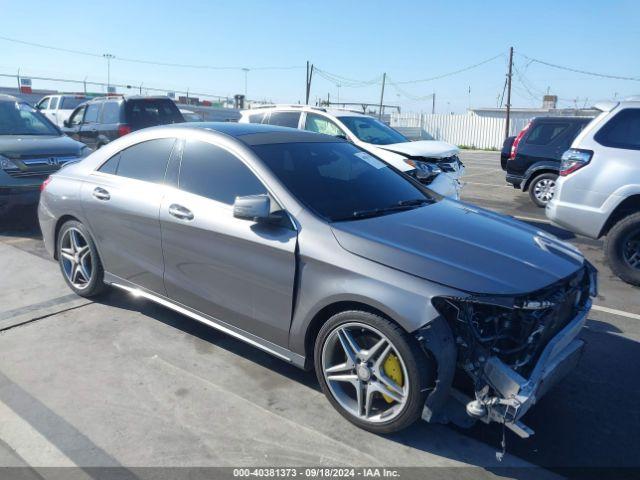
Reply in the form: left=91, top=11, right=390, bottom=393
left=92, top=187, right=110, bottom=201
left=168, top=204, right=194, bottom=221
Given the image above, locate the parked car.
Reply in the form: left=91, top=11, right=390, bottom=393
left=180, top=109, right=203, bottom=122
left=62, top=96, right=184, bottom=149
left=39, top=122, right=596, bottom=437
left=35, top=94, right=87, bottom=128
left=0, top=95, right=90, bottom=216
left=547, top=99, right=640, bottom=286
left=503, top=116, right=593, bottom=207
left=240, top=105, right=464, bottom=199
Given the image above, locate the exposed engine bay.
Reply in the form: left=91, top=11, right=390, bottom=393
left=419, top=261, right=597, bottom=444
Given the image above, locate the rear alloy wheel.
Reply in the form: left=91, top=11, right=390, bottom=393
left=605, top=212, right=640, bottom=286
left=528, top=173, right=558, bottom=207
left=57, top=220, right=106, bottom=297
left=315, top=311, right=432, bottom=434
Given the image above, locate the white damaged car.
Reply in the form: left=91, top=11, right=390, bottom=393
left=239, top=105, right=464, bottom=199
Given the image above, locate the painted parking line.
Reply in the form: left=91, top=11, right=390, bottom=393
left=591, top=304, right=640, bottom=320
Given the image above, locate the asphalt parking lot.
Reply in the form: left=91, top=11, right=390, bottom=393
left=0, top=151, right=638, bottom=479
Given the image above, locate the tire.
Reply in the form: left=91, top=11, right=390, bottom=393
left=57, top=220, right=106, bottom=297
left=604, top=212, right=640, bottom=286
left=528, top=172, right=558, bottom=208
left=314, top=310, right=433, bottom=434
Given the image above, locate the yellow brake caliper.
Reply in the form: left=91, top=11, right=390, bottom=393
left=382, top=353, right=403, bottom=403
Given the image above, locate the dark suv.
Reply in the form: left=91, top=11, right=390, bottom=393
left=63, top=96, right=184, bottom=149
left=502, top=116, right=593, bottom=207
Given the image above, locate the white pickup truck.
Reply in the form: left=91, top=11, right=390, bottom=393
left=35, top=95, right=87, bottom=128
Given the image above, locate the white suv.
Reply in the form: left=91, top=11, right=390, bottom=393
left=239, top=105, right=464, bottom=199
left=546, top=99, right=640, bottom=285
left=35, top=94, right=88, bottom=127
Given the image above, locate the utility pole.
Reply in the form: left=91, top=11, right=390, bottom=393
left=504, top=46, right=513, bottom=140
left=305, top=62, right=314, bottom=105
left=242, top=68, right=250, bottom=97
left=432, top=92, right=435, bottom=114
left=378, top=72, right=386, bottom=120
left=103, top=53, right=115, bottom=94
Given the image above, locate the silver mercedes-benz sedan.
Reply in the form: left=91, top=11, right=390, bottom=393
left=38, top=123, right=596, bottom=437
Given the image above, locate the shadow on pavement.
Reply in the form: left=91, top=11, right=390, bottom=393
left=96, top=290, right=640, bottom=479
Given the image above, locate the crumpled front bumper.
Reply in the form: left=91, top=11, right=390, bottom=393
left=472, top=298, right=591, bottom=438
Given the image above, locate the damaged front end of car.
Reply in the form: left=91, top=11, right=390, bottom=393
left=418, top=261, right=597, bottom=439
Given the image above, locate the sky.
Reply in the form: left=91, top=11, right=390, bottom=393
left=1, top=0, right=639, bottom=113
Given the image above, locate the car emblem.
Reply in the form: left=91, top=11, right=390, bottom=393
left=47, top=157, right=60, bottom=166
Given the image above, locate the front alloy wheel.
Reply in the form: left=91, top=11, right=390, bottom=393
left=315, top=311, right=433, bottom=434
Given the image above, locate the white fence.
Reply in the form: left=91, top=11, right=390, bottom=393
left=391, top=113, right=531, bottom=150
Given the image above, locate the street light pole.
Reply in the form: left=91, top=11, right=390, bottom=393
left=103, top=53, right=115, bottom=94
left=242, top=68, right=249, bottom=97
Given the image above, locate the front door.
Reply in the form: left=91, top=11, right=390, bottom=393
left=160, top=139, right=297, bottom=347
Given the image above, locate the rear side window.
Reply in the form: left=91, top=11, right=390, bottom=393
left=595, top=109, right=640, bottom=150
left=84, top=103, right=101, bottom=123
left=49, top=97, right=59, bottom=110
left=179, top=140, right=267, bottom=204
left=100, top=102, right=120, bottom=124
left=103, top=138, right=175, bottom=183
left=268, top=111, right=301, bottom=128
left=125, top=99, right=183, bottom=129
left=525, top=122, right=569, bottom=145
left=60, top=97, right=86, bottom=110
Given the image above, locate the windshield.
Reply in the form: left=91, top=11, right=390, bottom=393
left=0, top=101, right=60, bottom=136
left=338, top=116, right=408, bottom=145
left=253, top=142, right=434, bottom=222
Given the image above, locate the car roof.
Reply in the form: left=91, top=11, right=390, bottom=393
left=531, top=116, right=593, bottom=124
left=161, top=122, right=345, bottom=145
left=0, top=94, right=20, bottom=103
left=242, top=105, right=369, bottom=119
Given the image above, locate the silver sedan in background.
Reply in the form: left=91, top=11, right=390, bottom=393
left=38, top=123, right=595, bottom=437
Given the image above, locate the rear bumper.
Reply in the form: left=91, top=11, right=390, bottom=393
left=545, top=198, right=604, bottom=238
left=505, top=173, right=523, bottom=189
left=0, top=185, right=40, bottom=212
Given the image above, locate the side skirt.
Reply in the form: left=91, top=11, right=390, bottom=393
left=104, top=272, right=306, bottom=369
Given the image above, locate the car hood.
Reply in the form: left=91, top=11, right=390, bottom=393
left=372, top=140, right=459, bottom=159
left=0, top=135, right=84, bottom=158
left=331, top=200, right=584, bottom=295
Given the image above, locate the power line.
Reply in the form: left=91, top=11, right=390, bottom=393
left=517, top=52, right=640, bottom=82
left=0, top=34, right=304, bottom=72
left=387, top=77, right=434, bottom=101
left=393, top=53, right=504, bottom=84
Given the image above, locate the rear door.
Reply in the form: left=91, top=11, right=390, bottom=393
left=160, top=138, right=297, bottom=347
left=81, top=137, right=177, bottom=294
left=79, top=103, right=102, bottom=148
left=47, top=97, right=60, bottom=126
left=98, top=100, right=122, bottom=145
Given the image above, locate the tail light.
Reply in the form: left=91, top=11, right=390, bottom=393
left=118, top=125, right=132, bottom=137
left=509, top=122, right=531, bottom=160
left=560, top=149, right=593, bottom=176
left=40, top=176, right=52, bottom=192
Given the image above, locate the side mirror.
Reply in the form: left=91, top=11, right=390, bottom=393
left=63, top=119, right=70, bottom=128
left=233, top=194, right=271, bottom=221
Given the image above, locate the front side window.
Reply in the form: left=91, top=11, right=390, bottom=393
left=179, top=140, right=267, bottom=205
left=37, top=98, right=50, bottom=110
left=49, top=97, right=59, bottom=110
left=105, top=138, right=175, bottom=183
left=253, top=142, right=432, bottom=222
left=84, top=103, right=101, bottom=123
left=101, top=102, right=121, bottom=124
left=0, top=101, right=60, bottom=135
left=69, top=106, right=86, bottom=126
left=268, top=111, right=301, bottom=128
left=525, top=123, right=569, bottom=145
left=595, top=108, right=640, bottom=150
left=304, top=113, right=346, bottom=138
left=338, top=116, right=408, bottom=145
